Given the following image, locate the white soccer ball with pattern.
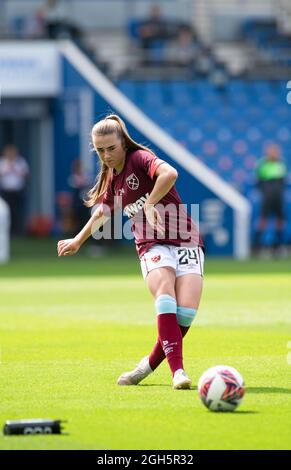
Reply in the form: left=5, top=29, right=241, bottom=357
left=198, top=365, right=245, bottom=412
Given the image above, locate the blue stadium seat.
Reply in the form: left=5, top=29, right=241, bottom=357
left=118, top=81, right=137, bottom=101
left=117, top=79, right=291, bottom=202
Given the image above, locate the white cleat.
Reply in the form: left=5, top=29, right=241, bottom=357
left=117, top=356, right=153, bottom=385
left=172, top=369, right=192, bottom=390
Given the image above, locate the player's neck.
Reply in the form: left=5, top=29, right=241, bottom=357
left=114, top=156, right=126, bottom=174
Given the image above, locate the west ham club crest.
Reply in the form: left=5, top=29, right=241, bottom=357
left=126, top=173, right=139, bottom=190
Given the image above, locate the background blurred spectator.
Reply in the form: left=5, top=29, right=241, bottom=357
left=253, top=143, right=287, bottom=255
left=138, top=5, right=167, bottom=51
left=42, top=0, right=66, bottom=38
left=0, top=144, right=29, bottom=235
left=128, top=4, right=194, bottom=67
left=9, top=6, right=45, bottom=38
left=24, top=7, right=46, bottom=38
left=209, top=62, right=229, bottom=91
left=41, top=0, right=81, bottom=40
left=165, top=26, right=199, bottom=68
left=195, top=46, right=214, bottom=77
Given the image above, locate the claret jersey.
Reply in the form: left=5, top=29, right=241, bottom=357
left=101, top=149, right=203, bottom=258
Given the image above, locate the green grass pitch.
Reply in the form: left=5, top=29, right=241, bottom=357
left=0, top=240, right=290, bottom=450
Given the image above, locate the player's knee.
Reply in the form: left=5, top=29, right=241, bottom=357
left=155, top=294, right=177, bottom=315
left=177, top=306, right=197, bottom=327
left=153, top=278, right=175, bottom=299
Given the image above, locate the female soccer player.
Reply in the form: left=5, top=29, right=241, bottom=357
left=57, top=114, right=204, bottom=389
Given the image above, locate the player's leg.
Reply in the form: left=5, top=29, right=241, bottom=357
left=146, top=266, right=182, bottom=369
left=149, top=272, right=204, bottom=390
left=170, top=245, right=204, bottom=388
left=148, top=317, right=190, bottom=372
left=175, top=272, right=203, bottom=340
left=146, top=273, right=203, bottom=388
left=148, top=273, right=203, bottom=372
left=146, top=266, right=193, bottom=389
left=117, top=245, right=202, bottom=387
left=170, top=273, right=203, bottom=389
left=117, top=266, right=178, bottom=386
left=117, top=245, right=177, bottom=386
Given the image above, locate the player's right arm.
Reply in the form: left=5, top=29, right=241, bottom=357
left=57, top=204, right=108, bottom=256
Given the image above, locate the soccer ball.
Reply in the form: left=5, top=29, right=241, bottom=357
left=198, top=365, right=245, bottom=412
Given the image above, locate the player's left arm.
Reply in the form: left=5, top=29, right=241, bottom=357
left=145, top=162, right=178, bottom=206
left=143, top=163, right=178, bottom=234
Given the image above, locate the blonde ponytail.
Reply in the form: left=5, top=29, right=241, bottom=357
left=84, top=163, right=112, bottom=207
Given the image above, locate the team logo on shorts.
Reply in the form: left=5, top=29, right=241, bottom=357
left=126, top=173, right=139, bottom=190
left=151, top=255, right=161, bottom=263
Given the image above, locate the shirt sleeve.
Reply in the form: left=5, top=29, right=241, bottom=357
left=135, top=150, right=165, bottom=179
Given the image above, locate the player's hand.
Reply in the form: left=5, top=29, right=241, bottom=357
left=57, top=238, right=81, bottom=257
left=144, top=204, right=165, bottom=236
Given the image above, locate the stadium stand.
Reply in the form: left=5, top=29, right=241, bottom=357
left=117, top=78, right=291, bottom=245
left=242, top=18, right=291, bottom=67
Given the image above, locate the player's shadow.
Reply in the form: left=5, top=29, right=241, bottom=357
left=140, top=384, right=198, bottom=389
left=139, top=384, right=173, bottom=387
left=139, top=384, right=198, bottom=388
left=139, top=386, right=291, bottom=396
left=247, top=387, right=291, bottom=394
